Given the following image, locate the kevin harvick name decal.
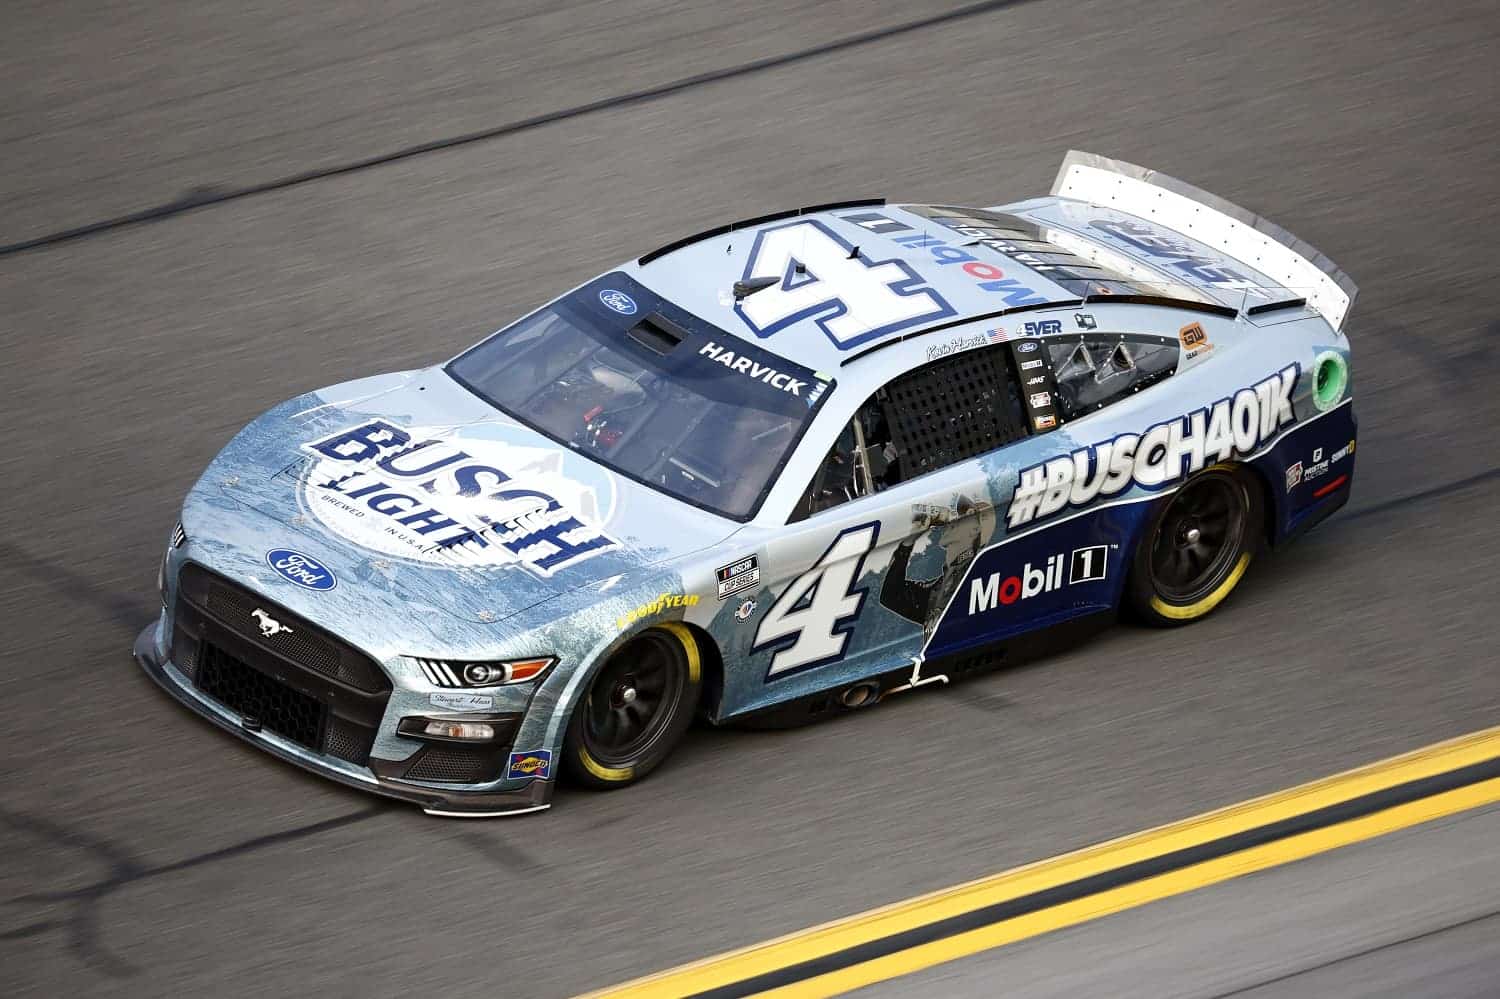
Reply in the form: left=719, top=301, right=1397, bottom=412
left=1006, top=365, right=1298, bottom=528
left=698, top=342, right=807, bottom=396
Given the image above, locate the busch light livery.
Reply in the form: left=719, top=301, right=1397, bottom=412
left=301, top=419, right=617, bottom=575
left=137, top=151, right=1358, bottom=816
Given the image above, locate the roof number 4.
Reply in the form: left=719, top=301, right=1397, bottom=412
left=734, top=220, right=953, bottom=350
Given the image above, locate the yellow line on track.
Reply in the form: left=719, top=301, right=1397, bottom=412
left=582, top=726, right=1500, bottom=999
left=757, top=778, right=1500, bottom=998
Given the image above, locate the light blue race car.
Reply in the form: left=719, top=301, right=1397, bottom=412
left=136, top=152, right=1357, bottom=816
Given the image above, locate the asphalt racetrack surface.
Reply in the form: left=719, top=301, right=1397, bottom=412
left=3, top=1, right=1498, bottom=995
left=855, top=805, right=1500, bottom=999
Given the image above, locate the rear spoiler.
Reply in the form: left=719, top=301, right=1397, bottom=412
left=1050, top=151, right=1358, bottom=330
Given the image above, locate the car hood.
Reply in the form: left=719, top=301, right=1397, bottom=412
left=183, top=366, right=739, bottom=631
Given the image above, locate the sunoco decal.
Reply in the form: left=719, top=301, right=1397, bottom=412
left=1007, top=365, right=1298, bottom=528
left=300, top=421, right=616, bottom=575
left=506, top=750, right=553, bottom=780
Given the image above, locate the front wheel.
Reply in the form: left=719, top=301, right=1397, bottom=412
left=1128, top=465, right=1261, bottom=626
left=563, top=623, right=702, bottom=789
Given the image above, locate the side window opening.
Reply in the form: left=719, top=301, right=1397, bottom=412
left=799, top=421, right=863, bottom=517
left=792, top=345, right=1028, bottom=521
left=882, top=346, right=1027, bottom=478
left=1046, top=334, right=1177, bottom=421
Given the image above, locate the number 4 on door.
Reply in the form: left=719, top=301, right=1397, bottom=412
left=754, top=523, right=880, bottom=678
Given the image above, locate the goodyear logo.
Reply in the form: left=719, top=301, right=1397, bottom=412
left=617, top=592, right=699, bottom=630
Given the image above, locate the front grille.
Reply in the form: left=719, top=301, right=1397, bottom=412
left=188, top=641, right=380, bottom=764
left=171, top=623, right=200, bottom=682
left=402, top=744, right=502, bottom=783
left=322, top=715, right=374, bottom=766
left=207, top=581, right=342, bottom=676
left=172, top=564, right=390, bottom=769
left=198, top=642, right=325, bottom=749
left=178, top=564, right=390, bottom=695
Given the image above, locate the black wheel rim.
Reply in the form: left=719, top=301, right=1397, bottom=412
left=581, top=632, right=685, bottom=766
left=1149, top=475, right=1246, bottom=604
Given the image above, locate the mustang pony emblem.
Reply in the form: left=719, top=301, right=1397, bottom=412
left=251, top=608, right=294, bottom=638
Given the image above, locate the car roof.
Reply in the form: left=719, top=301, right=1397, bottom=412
left=619, top=201, right=1086, bottom=377
left=618, top=198, right=1268, bottom=380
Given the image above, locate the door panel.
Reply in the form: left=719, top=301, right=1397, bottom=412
left=722, top=464, right=991, bottom=718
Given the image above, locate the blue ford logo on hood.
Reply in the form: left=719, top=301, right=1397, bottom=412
left=266, top=549, right=337, bottom=591
left=599, top=288, right=637, bottom=315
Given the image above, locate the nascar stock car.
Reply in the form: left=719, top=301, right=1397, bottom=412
left=137, top=151, right=1357, bottom=816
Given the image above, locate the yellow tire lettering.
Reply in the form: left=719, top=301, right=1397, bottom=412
left=578, top=747, right=634, bottom=783
left=1151, top=551, right=1252, bottom=621
left=657, top=621, right=701, bottom=683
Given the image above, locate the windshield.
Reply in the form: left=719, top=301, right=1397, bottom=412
left=446, top=273, right=833, bottom=520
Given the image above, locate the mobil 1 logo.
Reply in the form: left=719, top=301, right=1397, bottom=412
left=967, top=544, right=1110, bottom=615
left=927, top=527, right=1118, bottom=656
left=1070, top=545, right=1107, bottom=584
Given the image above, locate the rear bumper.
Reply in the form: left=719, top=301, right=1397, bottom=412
left=133, top=618, right=553, bottom=817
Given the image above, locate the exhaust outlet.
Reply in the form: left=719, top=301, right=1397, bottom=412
left=840, top=682, right=880, bottom=709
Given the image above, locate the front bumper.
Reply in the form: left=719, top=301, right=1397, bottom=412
left=133, top=616, right=553, bottom=817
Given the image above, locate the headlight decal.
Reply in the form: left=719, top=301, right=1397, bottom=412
left=413, top=656, right=556, bottom=688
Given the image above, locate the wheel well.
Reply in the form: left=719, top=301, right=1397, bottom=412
left=1236, top=460, right=1279, bottom=549
left=678, top=622, right=724, bottom=720
left=1203, top=460, right=1278, bottom=550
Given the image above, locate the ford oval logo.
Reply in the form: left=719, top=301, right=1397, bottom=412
left=1017, top=341, right=1039, bottom=353
left=265, top=549, right=337, bottom=591
left=599, top=288, right=637, bottom=315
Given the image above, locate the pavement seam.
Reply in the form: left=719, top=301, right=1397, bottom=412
left=0, top=0, right=1040, bottom=258
left=1204, top=906, right=1500, bottom=999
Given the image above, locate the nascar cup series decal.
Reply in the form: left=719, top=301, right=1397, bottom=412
left=300, top=420, right=617, bottom=575
left=1007, top=365, right=1298, bottom=528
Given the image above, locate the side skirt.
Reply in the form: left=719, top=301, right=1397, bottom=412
left=720, top=610, right=1116, bottom=730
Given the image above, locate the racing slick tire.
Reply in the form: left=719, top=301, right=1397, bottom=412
left=1127, top=464, right=1262, bottom=627
left=563, top=622, right=703, bottom=789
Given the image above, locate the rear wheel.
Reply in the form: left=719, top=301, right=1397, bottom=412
left=563, top=622, right=702, bottom=789
left=1129, top=465, right=1260, bottom=626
